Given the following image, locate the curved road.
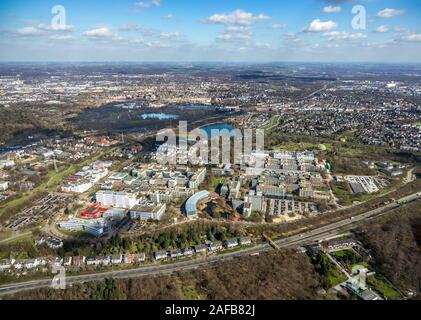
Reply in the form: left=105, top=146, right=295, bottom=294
left=0, top=192, right=420, bottom=296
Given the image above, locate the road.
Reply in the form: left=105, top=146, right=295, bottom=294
left=0, top=191, right=420, bottom=296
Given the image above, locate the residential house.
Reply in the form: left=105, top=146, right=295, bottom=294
left=194, top=244, right=208, bottom=255
left=111, top=254, right=123, bottom=264
left=154, top=250, right=168, bottom=261
left=225, top=238, right=239, bottom=249
left=239, top=237, right=252, bottom=246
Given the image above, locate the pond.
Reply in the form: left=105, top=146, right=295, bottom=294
left=200, top=123, right=239, bottom=137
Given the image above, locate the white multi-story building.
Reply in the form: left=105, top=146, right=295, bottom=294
left=59, top=216, right=107, bottom=236
left=61, top=167, right=108, bottom=194
left=0, top=181, right=8, bottom=191
left=62, top=181, right=93, bottom=193
left=96, top=191, right=138, bottom=209
left=0, top=160, right=15, bottom=169
left=130, top=203, right=167, bottom=221
left=188, top=168, right=206, bottom=189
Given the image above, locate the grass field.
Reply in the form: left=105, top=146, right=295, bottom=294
left=211, top=177, right=226, bottom=189
left=261, top=115, right=281, bottom=132
left=1, top=232, right=33, bottom=244
left=181, top=283, right=208, bottom=300
left=272, top=142, right=332, bottom=152
left=341, top=193, right=376, bottom=206
left=331, top=183, right=352, bottom=196
left=322, top=254, right=348, bottom=288
left=339, top=146, right=364, bottom=156
left=367, top=275, right=402, bottom=300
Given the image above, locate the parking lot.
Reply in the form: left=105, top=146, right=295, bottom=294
left=4, top=193, right=71, bottom=230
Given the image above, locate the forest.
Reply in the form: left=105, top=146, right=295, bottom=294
left=5, top=250, right=324, bottom=300
left=355, top=199, right=421, bottom=297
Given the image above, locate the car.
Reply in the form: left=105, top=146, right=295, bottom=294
left=350, top=216, right=355, bottom=220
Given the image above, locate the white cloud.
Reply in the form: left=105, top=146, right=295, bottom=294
left=254, top=42, right=271, bottom=49
left=205, top=9, right=271, bottom=26
left=49, top=35, right=75, bottom=41
left=323, top=6, right=341, bottom=13
left=134, top=0, right=160, bottom=8
left=399, top=33, right=421, bottom=42
left=144, top=40, right=170, bottom=48
left=83, top=27, right=114, bottom=38
left=363, top=42, right=393, bottom=49
left=307, top=19, right=337, bottom=32
left=119, top=24, right=157, bottom=36
left=271, top=23, right=287, bottom=30
left=37, top=23, right=75, bottom=32
left=326, top=43, right=339, bottom=48
left=226, top=26, right=250, bottom=33
left=324, top=31, right=367, bottom=41
left=377, top=8, right=405, bottom=18
left=375, top=25, right=389, bottom=33
left=16, top=27, right=43, bottom=36
left=217, top=33, right=251, bottom=41
left=160, top=31, right=182, bottom=38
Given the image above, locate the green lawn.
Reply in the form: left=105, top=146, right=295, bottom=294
left=332, top=184, right=352, bottom=196
left=261, top=115, right=281, bottom=131
left=331, top=249, right=354, bottom=259
left=212, top=177, right=226, bottom=189
left=273, top=142, right=332, bottom=152
left=328, top=268, right=348, bottom=288
left=339, top=146, right=364, bottom=156
left=331, top=249, right=367, bottom=271
left=180, top=283, right=207, bottom=300
left=321, top=254, right=348, bottom=287
left=1, top=232, right=33, bottom=244
left=367, top=275, right=402, bottom=300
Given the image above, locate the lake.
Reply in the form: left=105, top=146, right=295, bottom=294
left=200, top=123, right=239, bottom=137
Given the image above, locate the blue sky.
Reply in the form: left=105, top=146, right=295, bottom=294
left=0, top=0, right=420, bottom=62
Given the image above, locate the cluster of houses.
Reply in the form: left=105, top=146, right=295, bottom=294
left=35, top=236, right=63, bottom=249
left=0, top=252, right=146, bottom=272
left=0, top=237, right=253, bottom=272
left=154, top=237, right=252, bottom=261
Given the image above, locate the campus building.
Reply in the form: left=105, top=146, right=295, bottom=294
left=130, top=203, right=167, bottom=221
left=96, top=191, right=138, bottom=209
left=185, top=190, right=210, bottom=218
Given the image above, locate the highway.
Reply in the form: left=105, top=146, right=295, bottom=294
left=0, top=191, right=420, bottom=296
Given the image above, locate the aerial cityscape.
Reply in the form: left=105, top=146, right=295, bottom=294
left=0, top=0, right=420, bottom=307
